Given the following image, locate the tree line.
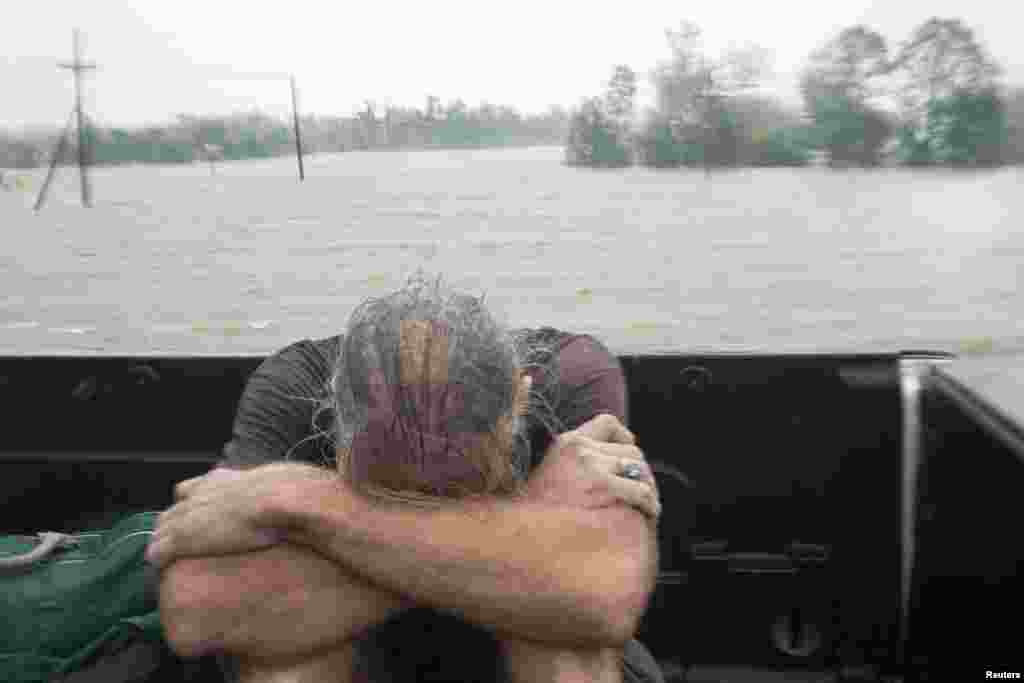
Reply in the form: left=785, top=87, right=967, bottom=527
left=567, top=17, right=1024, bottom=169
left=0, top=101, right=571, bottom=169
left=4, top=18, right=1021, bottom=172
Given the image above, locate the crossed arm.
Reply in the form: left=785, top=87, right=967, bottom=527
left=153, top=416, right=659, bottom=661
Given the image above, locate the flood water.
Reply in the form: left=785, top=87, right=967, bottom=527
left=2, top=146, right=1021, bottom=356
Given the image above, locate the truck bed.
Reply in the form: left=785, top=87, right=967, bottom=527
left=2, top=350, right=1020, bottom=681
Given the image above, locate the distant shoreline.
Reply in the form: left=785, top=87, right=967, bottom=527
left=5, top=144, right=1023, bottom=175
left=0, top=141, right=567, bottom=172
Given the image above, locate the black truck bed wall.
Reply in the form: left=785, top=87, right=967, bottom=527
left=0, top=352, right=905, bottom=671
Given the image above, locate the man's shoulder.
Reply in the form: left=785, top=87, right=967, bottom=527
left=255, top=336, right=340, bottom=382
left=512, top=327, right=618, bottom=369
left=522, top=328, right=626, bottom=434
left=511, top=326, right=587, bottom=351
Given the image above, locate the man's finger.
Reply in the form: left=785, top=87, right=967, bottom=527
left=173, top=473, right=217, bottom=501
left=155, top=501, right=203, bottom=549
left=572, top=413, right=636, bottom=445
left=174, top=477, right=203, bottom=501
left=148, top=510, right=207, bottom=568
left=574, top=444, right=660, bottom=507
left=570, top=437, right=645, bottom=462
left=146, top=531, right=174, bottom=568
left=580, top=448, right=657, bottom=488
left=606, top=476, right=661, bottom=519
left=174, top=467, right=245, bottom=501
left=156, top=502, right=184, bottom=533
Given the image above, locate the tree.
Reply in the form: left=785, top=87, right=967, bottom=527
left=801, top=26, right=895, bottom=166
left=650, top=21, right=716, bottom=129
left=730, top=95, right=804, bottom=137
left=564, top=97, right=631, bottom=168
left=801, top=26, right=890, bottom=107
left=892, top=18, right=1002, bottom=123
left=748, top=128, right=812, bottom=167
left=926, top=87, right=1007, bottom=166
left=563, top=64, right=637, bottom=168
left=0, top=134, right=40, bottom=168
left=425, top=95, right=440, bottom=121
left=730, top=95, right=812, bottom=166
left=355, top=101, right=378, bottom=149
left=633, top=110, right=687, bottom=167
left=1005, top=87, right=1024, bottom=164
left=888, top=18, right=1004, bottom=165
left=605, top=65, right=638, bottom=126
left=647, top=21, right=771, bottom=171
left=896, top=124, right=934, bottom=166
left=807, top=92, right=894, bottom=166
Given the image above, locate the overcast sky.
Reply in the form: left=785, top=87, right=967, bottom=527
left=3, top=0, right=1022, bottom=129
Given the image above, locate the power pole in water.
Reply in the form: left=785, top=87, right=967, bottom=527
left=35, top=29, right=96, bottom=210
left=290, top=75, right=305, bottom=181
left=60, top=29, right=97, bottom=206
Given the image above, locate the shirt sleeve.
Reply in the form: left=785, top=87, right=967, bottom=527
left=220, top=339, right=335, bottom=469
left=554, top=334, right=628, bottom=430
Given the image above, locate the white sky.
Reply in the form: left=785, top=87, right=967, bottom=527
left=2, top=0, right=1022, bottom=129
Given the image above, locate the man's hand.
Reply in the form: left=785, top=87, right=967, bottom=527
left=147, top=462, right=341, bottom=568
left=528, top=413, right=661, bottom=520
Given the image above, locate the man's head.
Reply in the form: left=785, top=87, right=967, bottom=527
left=330, top=273, right=532, bottom=503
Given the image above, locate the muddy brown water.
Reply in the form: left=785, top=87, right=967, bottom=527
left=2, top=146, right=1022, bottom=356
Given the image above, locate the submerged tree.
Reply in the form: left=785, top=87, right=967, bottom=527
left=925, top=87, right=1007, bottom=166
left=802, top=25, right=891, bottom=105
left=805, top=94, right=893, bottom=166
left=800, top=25, right=894, bottom=166
left=646, top=20, right=771, bottom=171
left=1005, top=87, right=1024, bottom=164
left=564, top=96, right=631, bottom=168
left=892, top=18, right=1002, bottom=123
left=891, top=18, right=1004, bottom=165
left=632, top=109, right=687, bottom=168
left=564, top=64, right=638, bottom=168
left=605, top=65, right=638, bottom=128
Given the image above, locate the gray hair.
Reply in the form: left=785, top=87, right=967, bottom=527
left=327, top=272, right=560, bottom=497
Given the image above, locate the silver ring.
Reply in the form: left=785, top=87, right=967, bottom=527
left=619, top=462, right=645, bottom=481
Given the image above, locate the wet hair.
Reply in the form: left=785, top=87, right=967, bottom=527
left=327, top=271, right=560, bottom=505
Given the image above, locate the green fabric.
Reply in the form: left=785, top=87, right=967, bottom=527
left=0, top=512, right=164, bottom=683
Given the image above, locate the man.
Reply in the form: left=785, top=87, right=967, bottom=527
left=149, top=275, right=664, bottom=682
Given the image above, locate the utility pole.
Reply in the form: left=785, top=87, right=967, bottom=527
left=701, top=64, right=715, bottom=180
left=59, top=28, right=97, bottom=206
left=35, top=29, right=96, bottom=211
left=33, top=111, right=74, bottom=212
left=290, top=75, right=305, bottom=181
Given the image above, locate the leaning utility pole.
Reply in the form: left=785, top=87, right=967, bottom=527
left=289, top=75, right=305, bottom=181
left=35, top=29, right=96, bottom=210
left=60, top=29, right=97, bottom=206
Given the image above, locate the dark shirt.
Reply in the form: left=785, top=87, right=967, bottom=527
left=221, top=327, right=628, bottom=470
left=219, top=327, right=662, bottom=683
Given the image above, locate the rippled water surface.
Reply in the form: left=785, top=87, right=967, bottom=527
left=2, top=146, right=1022, bottom=355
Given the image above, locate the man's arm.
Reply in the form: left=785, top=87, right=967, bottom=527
left=287, top=423, right=657, bottom=646
left=154, top=415, right=659, bottom=651
left=501, top=639, right=625, bottom=683
left=156, top=333, right=658, bottom=655
left=160, top=544, right=407, bottom=658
